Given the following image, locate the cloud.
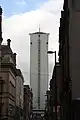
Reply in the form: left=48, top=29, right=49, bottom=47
left=41, top=0, right=63, bottom=14
left=2, top=0, right=63, bottom=85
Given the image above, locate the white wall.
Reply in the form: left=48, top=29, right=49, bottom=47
left=30, top=34, right=38, bottom=109
left=40, top=34, right=48, bottom=109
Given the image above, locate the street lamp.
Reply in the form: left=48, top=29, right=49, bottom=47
left=47, top=50, right=57, bottom=120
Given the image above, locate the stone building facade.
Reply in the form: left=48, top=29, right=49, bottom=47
left=24, top=85, right=33, bottom=120
left=15, top=69, right=24, bottom=120
left=0, top=39, right=17, bottom=120
left=0, top=39, right=24, bottom=120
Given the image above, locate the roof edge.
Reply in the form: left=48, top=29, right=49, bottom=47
left=29, top=32, right=50, bottom=35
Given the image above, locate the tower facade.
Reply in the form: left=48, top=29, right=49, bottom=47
left=30, top=31, right=49, bottom=110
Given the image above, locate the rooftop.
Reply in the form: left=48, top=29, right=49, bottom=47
left=1, top=45, right=13, bottom=55
left=29, top=31, right=49, bottom=35
left=1, top=39, right=17, bottom=66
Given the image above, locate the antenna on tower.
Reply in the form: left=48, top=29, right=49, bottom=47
left=39, top=24, right=40, bottom=32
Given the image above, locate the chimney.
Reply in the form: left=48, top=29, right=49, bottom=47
left=0, top=6, right=3, bottom=43
left=7, top=39, right=11, bottom=47
left=14, top=53, right=16, bottom=65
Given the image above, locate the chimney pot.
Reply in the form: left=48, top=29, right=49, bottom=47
left=7, top=39, right=11, bottom=47
left=14, top=53, right=17, bottom=65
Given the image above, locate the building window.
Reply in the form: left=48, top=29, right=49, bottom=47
left=30, top=42, right=32, bottom=45
left=38, top=35, right=40, bottom=37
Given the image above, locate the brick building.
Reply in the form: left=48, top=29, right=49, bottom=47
left=24, top=85, right=33, bottom=120
left=59, top=0, right=80, bottom=120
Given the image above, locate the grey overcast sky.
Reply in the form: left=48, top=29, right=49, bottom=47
left=2, top=0, right=64, bottom=84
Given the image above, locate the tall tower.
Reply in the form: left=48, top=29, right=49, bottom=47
left=30, top=30, right=49, bottom=110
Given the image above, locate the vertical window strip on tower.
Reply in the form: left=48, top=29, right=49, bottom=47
left=38, top=34, right=40, bottom=109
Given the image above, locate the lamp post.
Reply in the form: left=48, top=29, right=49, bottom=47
left=47, top=51, right=57, bottom=120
